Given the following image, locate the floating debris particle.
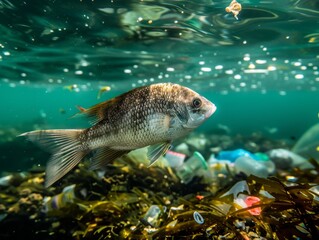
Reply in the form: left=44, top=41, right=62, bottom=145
left=59, top=108, right=66, bottom=114
left=165, top=150, right=186, bottom=169
left=195, top=195, right=204, bottom=201
left=226, top=0, right=242, bottom=20
left=97, top=85, right=111, bottom=99
left=140, top=205, right=164, bottom=227
left=43, top=184, right=87, bottom=213
left=193, top=211, right=204, bottom=224
left=63, top=84, right=79, bottom=92
left=234, top=194, right=262, bottom=215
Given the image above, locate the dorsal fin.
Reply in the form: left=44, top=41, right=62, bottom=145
left=73, top=96, right=122, bottom=124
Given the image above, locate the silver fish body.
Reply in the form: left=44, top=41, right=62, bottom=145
left=20, top=83, right=216, bottom=187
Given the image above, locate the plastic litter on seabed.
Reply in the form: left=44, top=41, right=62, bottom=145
left=0, top=131, right=319, bottom=239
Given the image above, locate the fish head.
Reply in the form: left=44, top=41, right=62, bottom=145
left=172, top=85, right=216, bottom=129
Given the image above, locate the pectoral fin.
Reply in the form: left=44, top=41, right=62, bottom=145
left=90, top=147, right=129, bottom=170
left=147, top=142, right=171, bottom=167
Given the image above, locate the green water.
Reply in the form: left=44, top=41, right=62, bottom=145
left=1, top=85, right=319, bottom=137
left=1, top=0, right=319, bottom=171
left=0, top=2, right=319, bottom=239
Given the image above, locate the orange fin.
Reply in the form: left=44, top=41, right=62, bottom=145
left=69, top=105, right=88, bottom=120
left=71, top=97, right=122, bottom=124
left=76, top=105, right=87, bottom=113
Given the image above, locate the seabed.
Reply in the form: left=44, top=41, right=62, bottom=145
left=0, top=132, right=318, bottom=240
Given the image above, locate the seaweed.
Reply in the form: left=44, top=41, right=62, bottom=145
left=0, top=148, right=318, bottom=239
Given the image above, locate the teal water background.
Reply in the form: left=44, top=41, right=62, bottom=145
left=1, top=85, right=319, bottom=137
left=1, top=0, right=319, bottom=171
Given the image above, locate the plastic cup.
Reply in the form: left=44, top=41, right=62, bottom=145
left=176, top=151, right=208, bottom=183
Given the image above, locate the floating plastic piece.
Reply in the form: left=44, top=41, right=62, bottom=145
left=195, top=195, right=204, bottom=201
left=97, top=85, right=111, bottom=99
left=168, top=205, right=184, bottom=220
left=43, top=184, right=87, bottom=212
left=235, top=156, right=269, bottom=178
left=0, top=172, right=29, bottom=186
left=267, top=148, right=314, bottom=170
left=174, top=143, right=190, bottom=155
left=176, top=151, right=208, bottom=183
left=233, top=219, right=245, bottom=229
left=166, top=219, right=178, bottom=228
left=193, top=211, right=204, bottom=224
left=292, top=123, right=319, bottom=160
left=309, top=186, right=319, bottom=202
left=245, top=152, right=276, bottom=175
left=0, top=175, right=13, bottom=187
left=217, top=148, right=257, bottom=162
left=256, top=157, right=276, bottom=175
left=140, top=205, right=164, bottom=227
left=285, top=175, right=299, bottom=182
left=63, top=84, right=79, bottom=92
left=186, top=135, right=208, bottom=150
left=225, top=0, right=242, bottom=20
left=259, top=190, right=275, bottom=199
left=254, top=152, right=269, bottom=161
left=165, top=150, right=186, bottom=169
left=234, top=194, right=262, bottom=215
left=244, top=196, right=262, bottom=215
left=220, top=180, right=250, bottom=198
left=208, top=154, right=234, bottom=174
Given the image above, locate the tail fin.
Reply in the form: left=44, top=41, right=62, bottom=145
left=19, top=129, right=88, bottom=187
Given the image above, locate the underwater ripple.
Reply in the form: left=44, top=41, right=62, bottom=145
left=0, top=0, right=318, bottom=92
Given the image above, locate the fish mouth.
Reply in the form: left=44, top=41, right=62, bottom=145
left=205, top=102, right=217, bottom=118
left=183, top=102, right=216, bottom=129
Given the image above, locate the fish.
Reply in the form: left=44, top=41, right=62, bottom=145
left=19, top=83, right=216, bottom=187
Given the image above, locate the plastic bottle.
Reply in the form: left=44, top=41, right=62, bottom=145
left=140, top=205, right=166, bottom=227
left=256, top=157, right=275, bottom=175
left=292, top=123, right=319, bottom=160
left=176, top=151, right=208, bottom=183
left=267, top=148, right=314, bottom=170
left=253, top=153, right=276, bottom=174
left=217, top=148, right=257, bottom=162
left=234, top=156, right=269, bottom=178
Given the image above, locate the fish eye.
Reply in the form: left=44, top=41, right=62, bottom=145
left=192, top=98, right=202, bottom=108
